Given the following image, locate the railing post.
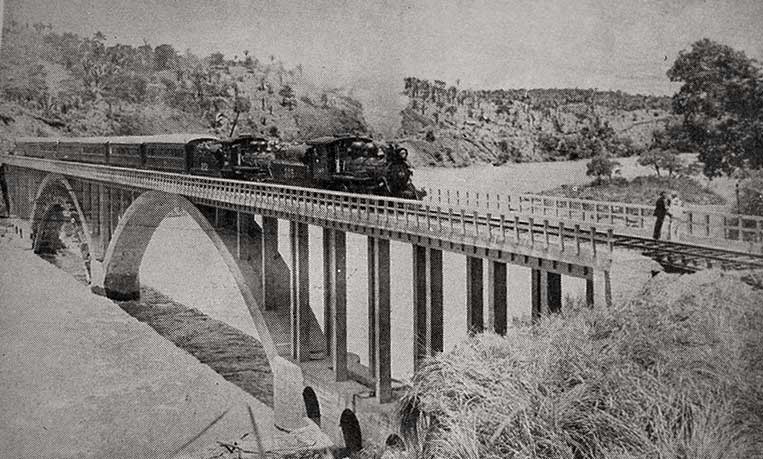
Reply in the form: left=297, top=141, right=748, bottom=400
left=449, top=207, right=454, bottom=233
left=473, top=210, right=479, bottom=236
left=688, top=212, right=693, bottom=235
left=500, top=214, right=506, bottom=242
left=461, top=209, right=466, bottom=235
left=574, top=224, right=581, bottom=255
left=528, top=217, right=534, bottom=248
left=514, top=215, right=520, bottom=242
left=607, top=228, right=614, bottom=252
left=559, top=221, right=565, bottom=252
left=487, top=212, right=492, bottom=240
left=590, top=226, right=597, bottom=256
left=705, top=214, right=710, bottom=237
left=543, top=219, right=550, bottom=248
left=425, top=204, right=431, bottom=229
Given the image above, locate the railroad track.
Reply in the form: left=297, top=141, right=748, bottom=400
left=395, top=204, right=763, bottom=271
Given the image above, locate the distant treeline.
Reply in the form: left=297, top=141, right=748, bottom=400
left=403, top=77, right=671, bottom=112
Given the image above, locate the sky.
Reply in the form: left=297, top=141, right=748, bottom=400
left=3, top=0, right=763, bottom=97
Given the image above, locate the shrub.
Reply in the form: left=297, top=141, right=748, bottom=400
left=586, top=154, right=620, bottom=183
left=739, top=173, right=763, bottom=216
left=398, top=270, right=763, bottom=459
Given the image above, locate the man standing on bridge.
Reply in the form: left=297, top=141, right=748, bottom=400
left=653, top=191, right=670, bottom=240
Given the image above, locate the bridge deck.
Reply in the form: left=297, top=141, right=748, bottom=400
left=3, top=155, right=762, bottom=272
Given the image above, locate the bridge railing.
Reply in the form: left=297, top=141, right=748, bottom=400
left=423, top=187, right=763, bottom=252
left=2, top=155, right=613, bottom=267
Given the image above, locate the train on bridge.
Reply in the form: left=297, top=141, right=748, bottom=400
left=11, top=134, right=423, bottom=199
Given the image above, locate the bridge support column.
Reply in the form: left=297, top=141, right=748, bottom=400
left=487, top=261, right=507, bottom=335
left=532, top=269, right=563, bottom=320
left=98, top=184, right=110, bottom=259
left=586, top=277, right=595, bottom=307
left=289, top=221, right=310, bottom=362
left=323, top=228, right=348, bottom=381
left=263, top=216, right=280, bottom=311
left=592, top=270, right=612, bottom=308
left=547, top=272, right=562, bottom=313
left=367, top=237, right=391, bottom=403
left=88, top=182, right=99, bottom=240
left=465, top=256, right=484, bottom=333
left=412, top=245, right=443, bottom=371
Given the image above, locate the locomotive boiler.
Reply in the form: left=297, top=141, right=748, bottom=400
left=12, top=133, right=422, bottom=199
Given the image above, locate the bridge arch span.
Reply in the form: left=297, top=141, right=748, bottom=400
left=101, top=190, right=309, bottom=432
left=30, top=173, right=94, bottom=280
left=102, top=191, right=279, bottom=358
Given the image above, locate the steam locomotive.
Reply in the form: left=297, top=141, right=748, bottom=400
left=13, top=133, right=422, bottom=199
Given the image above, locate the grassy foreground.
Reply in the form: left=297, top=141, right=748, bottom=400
left=378, top=270, right=763, bottom=459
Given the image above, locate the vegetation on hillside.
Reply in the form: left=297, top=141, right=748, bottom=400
left=0, top=21, right=367, bottom=147
left=398, top=76, right=675, bottom=167
left=385, top=269, right=763, bottom=459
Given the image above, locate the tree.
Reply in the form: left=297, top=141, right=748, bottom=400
left=667, top=39, right=763, bottom=177
left=153, top=44, right=177, bottom=71
left=227, top=96, right=251, bottom=137
left=637, top=148, right=684, bottom=177
left=278, top=84, right=296, bottom=110
left=586, top=154, right=621, bottom=183
left=209, top=52, right=225, bottom=67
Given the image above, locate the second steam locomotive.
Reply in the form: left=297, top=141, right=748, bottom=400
left=13, top=134, right=422, bottom=199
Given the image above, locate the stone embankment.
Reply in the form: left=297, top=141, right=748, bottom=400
left=0, top=226, right=327, bottom=458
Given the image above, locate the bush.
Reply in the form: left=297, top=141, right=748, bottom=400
left=739, top=173, right=763, bottom=216
left=543, top=175, right=725, bottom=206
left=398, top=270, right=763, bottom=459
left=637, top=148, right=685, bottom=177
left=586, top=154, right=620, bottom=183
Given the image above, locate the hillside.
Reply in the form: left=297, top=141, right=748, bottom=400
left=0, top=22, right=367, bottom=149
left=398, top=77, right=679, bottom=167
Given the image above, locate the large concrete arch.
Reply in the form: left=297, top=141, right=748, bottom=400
left=29, top=174, right=94, bottom=280
left=102, top=190, right=308, bottom=431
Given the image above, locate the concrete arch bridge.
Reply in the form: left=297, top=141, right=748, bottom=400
left=2, top=154, right=761, bottom=451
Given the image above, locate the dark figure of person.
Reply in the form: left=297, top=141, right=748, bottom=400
left=652, top=191, right=670, bottom=240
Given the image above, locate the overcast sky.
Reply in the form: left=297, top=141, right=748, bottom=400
left=4, top=0, right=763, bottom=96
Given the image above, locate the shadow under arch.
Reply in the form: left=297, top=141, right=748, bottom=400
left=339, top=409, right=363, bottom=453
left=102, top=190, right=279, bottom=361
left=302, top=387, right=321, bottom=426
left=29, top=173, right=94, bottom=280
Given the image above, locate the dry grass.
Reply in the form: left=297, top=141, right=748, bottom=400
left=387, top=269, right=763, bottom=459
